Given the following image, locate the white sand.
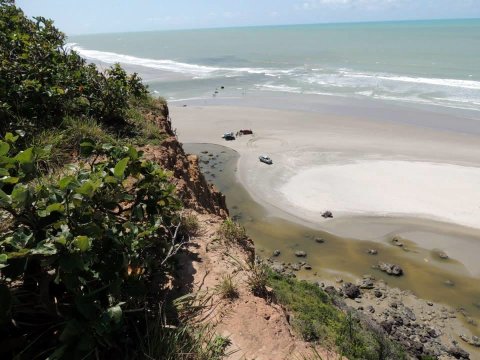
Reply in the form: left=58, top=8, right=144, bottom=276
left=171, top=104, right=480, bottom=229
left=280, top=160, right=480, bottom=229
left=171, top=103, right=480, bottom=273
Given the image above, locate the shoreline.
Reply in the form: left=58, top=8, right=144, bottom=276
left=171, top=101, right=480, bottom=276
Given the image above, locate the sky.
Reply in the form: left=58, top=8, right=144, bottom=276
left=16, top=0, right=480, bottom=35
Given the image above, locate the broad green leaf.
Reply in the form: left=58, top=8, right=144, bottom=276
left=113, top=157, right=129, bottom=178
left=74, top=235, right=91, bottom=252
left=14, top=147, right=33, bottom=164
left=0, top=141, right=9, bottom=156
left=11, top=185, right=28, bottom=207
left=58, top=176, right=74, bottom=189
left=127, top=146, right=138, bottom=161
left=0, top=254, right=7, bottom=269
left=0, top=176, right=19, bottom=185
left=4, top=133, right=19, bottom=143
left=76, top=181, right=96, bottom=197
left=79, top=140, right=94, bottom=157
left=107, top=304, right=123, bottom=324
left=46, top=202, right=64, bottom=214
left=0, top=189, right=11, bottom=206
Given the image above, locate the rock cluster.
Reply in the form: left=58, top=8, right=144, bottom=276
left=377, top=262, right=404, bottom=276
left=317, top=276, right=472, bottom=359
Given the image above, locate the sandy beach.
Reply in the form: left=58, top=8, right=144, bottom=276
left=171, top=98, right=480, bottom=276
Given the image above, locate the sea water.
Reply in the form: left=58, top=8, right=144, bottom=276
left=69, top=19, right=480, bottom=111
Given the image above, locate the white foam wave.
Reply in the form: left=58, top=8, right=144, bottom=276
left=347, top=72, right=480, bottom=90
left=256, top=84, right=302, bottom=93
left=67, top=43, right=293, bottom=78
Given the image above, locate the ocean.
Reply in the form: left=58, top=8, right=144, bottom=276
left=68, top=19, right=480, bottom=111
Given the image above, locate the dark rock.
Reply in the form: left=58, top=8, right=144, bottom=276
left=321, top=211, right=333, bottom=218
left=404, top=307, right=417, bottom=321
left=367, top=305, right=375, bottom=313
left=294, top=250, right=307, bottom=257
left=324, top=286, right=337, bottom=296
left=304, top=264, right=312, bottom=270
left=378, top=262, right=404, bottom=276
left=358, top=277, right=375, bottom=289
left=381, top=320, right=394, bottom=334
left=314, top=237, right=325, bottom=243
left=342, top=282, right=361, bottom=299
left=272, top=249, right=281, bottom=257
left=374, top=290, right=383, bottom=298
left=444, top=279, right=455, bottom=287
left=448, top=346, right=470, bottom=359
left=425, top=327, right=439, bottom=338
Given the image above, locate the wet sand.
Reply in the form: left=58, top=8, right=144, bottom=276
left=171, top=102, right=480, bottom=274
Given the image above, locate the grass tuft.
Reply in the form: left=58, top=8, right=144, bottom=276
left=181, top=213, right=201, bottom=238
left=218, top=218, right=247, bottom=243
left=216, top=274, right=239, bottom=300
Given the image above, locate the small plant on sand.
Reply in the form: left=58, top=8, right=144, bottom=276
left=181, top=212, right=201, bottom=237
left=246, top=261, right=269, bottom=298
left=216, top=274, right=239, bottom=300
left=218, top=218, right=247, bottom=243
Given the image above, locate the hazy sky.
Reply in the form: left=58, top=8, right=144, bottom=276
left=16, top=0, right=480, bottom=35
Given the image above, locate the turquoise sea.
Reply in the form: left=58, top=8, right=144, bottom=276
left=69, top=19, right=480, bottom=111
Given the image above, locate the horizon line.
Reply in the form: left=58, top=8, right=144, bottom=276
left=67, top=16, right=480, bottom=37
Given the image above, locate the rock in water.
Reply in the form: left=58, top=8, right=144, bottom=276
left=272, top=249, right=281, bottom=257
left=367, top=249, right=378, bottom=255
left=437, top=251, right=449, bottom=259
left=294, top=250, right=307, bottom=257
left=378, top=262, right=404, bottom=276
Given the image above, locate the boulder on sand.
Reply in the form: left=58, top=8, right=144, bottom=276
left=342, top=282, right=361, bottom=299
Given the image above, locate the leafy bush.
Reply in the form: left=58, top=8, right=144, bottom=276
left=0, top=133, right=183, bottom=359
left=0, top=0, right=148, bottom=135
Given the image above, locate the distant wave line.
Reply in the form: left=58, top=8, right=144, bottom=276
left=66, top=43, right=294, bottom=78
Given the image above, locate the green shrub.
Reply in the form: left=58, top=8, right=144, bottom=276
left=267, top=270, right=406, bottom=360
left=0, top=1, right=148, bottom=135
left=0, top=133, right=182, bottom=359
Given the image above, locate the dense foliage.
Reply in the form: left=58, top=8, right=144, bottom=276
left=0, top=0, right=148, bottom=135
left=0, top=133, right=183, bottom=358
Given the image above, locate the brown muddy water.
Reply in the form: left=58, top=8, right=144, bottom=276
left=184, top=143, right=480, bottom=339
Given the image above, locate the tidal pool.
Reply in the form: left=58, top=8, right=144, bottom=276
left=184, top=143, right=480, bottom=339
